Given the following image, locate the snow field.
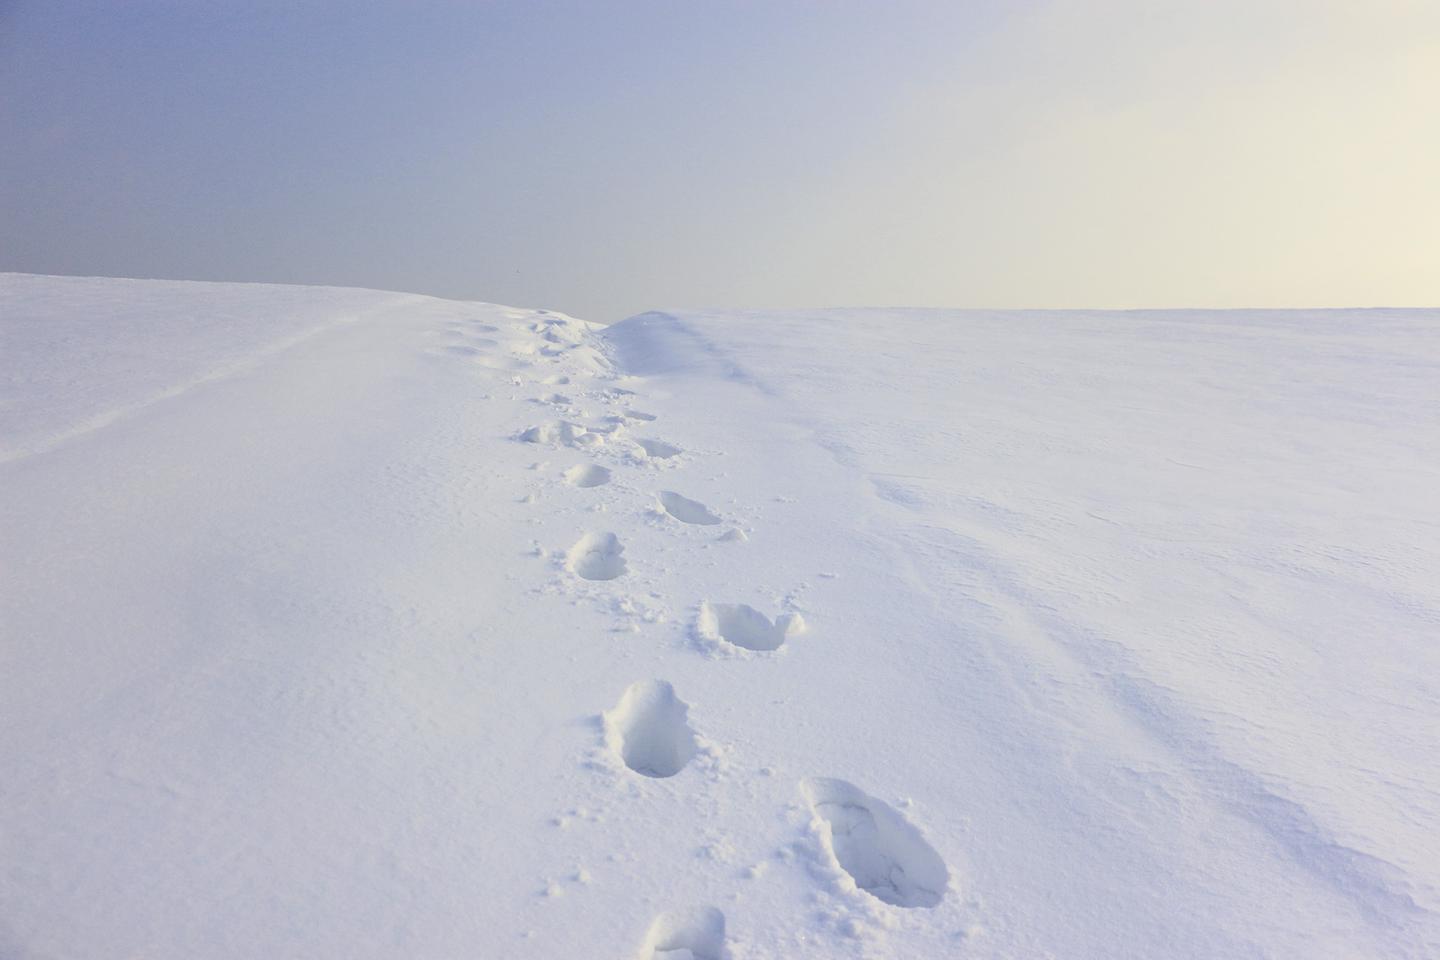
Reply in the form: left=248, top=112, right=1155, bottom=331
left=4, top=276, right=1437, bottom=958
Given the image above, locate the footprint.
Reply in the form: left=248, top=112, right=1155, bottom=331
left=639, top=906, right=728, bottom=959
left=567, top=532, right=627, bottom=581
left=519, top=421, right=587, bottom=446
left=564, top=464, right=612, bottom=488
left=622, top=409, right=658, bottom=422
left=696, top=602, right=804, bottom=652
left=637, top=438, right=682, bottom=460
left=605, top=680, right=697, bottom=778
left=799, top=778, right=948, bottom=908
left=659, top=492, right=721, bottom=525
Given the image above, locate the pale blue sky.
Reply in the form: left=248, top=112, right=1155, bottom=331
left=3, top=1, right=1437, bottom=319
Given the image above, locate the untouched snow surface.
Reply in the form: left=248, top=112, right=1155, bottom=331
left=2, top=274, right=1438, bottom=959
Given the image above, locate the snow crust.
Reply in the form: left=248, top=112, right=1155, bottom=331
left=2, top=275, right=1438, bottom=958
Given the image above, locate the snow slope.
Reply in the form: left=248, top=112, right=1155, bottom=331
left=2, top=275, right=1438, bottom=959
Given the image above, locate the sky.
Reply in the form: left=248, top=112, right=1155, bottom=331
left=2, top=0, right=1438, bottom=321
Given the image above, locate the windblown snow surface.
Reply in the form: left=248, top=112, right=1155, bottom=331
left=2, top=273, right=1438, bottom=959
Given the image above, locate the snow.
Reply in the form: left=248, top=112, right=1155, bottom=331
left=2, top=274, right=1438, bottom=958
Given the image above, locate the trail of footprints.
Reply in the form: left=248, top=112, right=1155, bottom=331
left=465, top=311, right=949, bottom=956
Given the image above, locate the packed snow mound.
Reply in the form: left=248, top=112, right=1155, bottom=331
left=3, top=274, right=1438, bottom=960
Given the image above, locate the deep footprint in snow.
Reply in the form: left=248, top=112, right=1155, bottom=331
left=639, top=906, right=728, bottom=959
left=659, top=491, right=721, bottom=525
left=637, top=438, right=682, bottom=459
left=799, top=778, right=948, bottom=908
left=564, top=463, right=611, bottom=488
left=567, top=532, right=627, bottom=581
left=605, top=680, right=698, bottom=778
left=696, top=602, right=805, bottom=652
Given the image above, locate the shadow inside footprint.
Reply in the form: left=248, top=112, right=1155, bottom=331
left=637, top=438, right=682, bottom=459
left=640, top=906, right=727, bottom=959
left=567, top=532, right=626, bottom=580
left=605, top=680, right=698, bottom=778
left=697, top=602, right=804, bottom=652
left=800, top=777, right=948, bottom=908
left=659, top=491, right=721, bottom=525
